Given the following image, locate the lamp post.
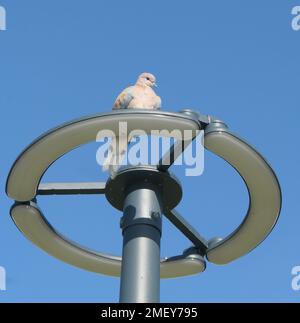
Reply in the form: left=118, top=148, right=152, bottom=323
left=6, top=109, right=282, bottom=302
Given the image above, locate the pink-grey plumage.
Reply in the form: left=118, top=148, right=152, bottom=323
left=103, top=73, right=162, bottom=176
left=113, top=72, right=161, bottom=110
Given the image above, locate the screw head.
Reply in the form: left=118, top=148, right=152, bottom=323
left=151, top=211, right=160, bottom=219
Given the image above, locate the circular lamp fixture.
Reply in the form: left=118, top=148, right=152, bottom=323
left=6, top=109, right=282, bottom=301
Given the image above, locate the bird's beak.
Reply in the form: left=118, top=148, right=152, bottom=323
left=153, top=83, right=158, bottom=88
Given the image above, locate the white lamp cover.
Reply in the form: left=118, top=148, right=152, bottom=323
left=204, top=129, right=281, bottom=264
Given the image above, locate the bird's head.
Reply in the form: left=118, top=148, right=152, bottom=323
left=136, top=72, right=157, bottom=88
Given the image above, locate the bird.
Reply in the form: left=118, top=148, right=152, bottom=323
left=113, top=72, right=161, bottom=110
left=102, top=73, right=161, bottom=176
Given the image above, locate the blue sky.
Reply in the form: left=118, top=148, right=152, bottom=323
left=0, top=1, right=299, bottom=302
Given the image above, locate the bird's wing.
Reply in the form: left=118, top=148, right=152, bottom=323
left=113, top=87, right=134, bottom=109
left=154, top=95, right=162, bottom=110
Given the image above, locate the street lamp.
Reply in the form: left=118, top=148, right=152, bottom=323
left=6, top=109, right=282, bottom=302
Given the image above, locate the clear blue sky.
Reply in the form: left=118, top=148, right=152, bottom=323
left=0, top=1, right=299, bottom=302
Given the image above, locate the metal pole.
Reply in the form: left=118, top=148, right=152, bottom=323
left=119, top=182, right=162, bottom=303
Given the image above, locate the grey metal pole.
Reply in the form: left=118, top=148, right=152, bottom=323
left=119, top=182, right=162, bottom=303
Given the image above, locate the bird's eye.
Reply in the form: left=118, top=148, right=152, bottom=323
left=146, top=77, right=150, bottom=80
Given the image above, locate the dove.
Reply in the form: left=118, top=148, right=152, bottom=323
left=113, top=72, right=161, bottom=110
left=102, top=73, right=161, bottom=176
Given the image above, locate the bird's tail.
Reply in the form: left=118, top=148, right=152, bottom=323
left=102, top=144, right=114, bottom=172
left=102, top=135, right=129, bottom=178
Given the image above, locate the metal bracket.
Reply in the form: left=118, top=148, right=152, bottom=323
left=37, top=182, right=106, bottom=195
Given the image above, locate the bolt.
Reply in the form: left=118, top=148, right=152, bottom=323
left=151, top=211, right=160, bottom=219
